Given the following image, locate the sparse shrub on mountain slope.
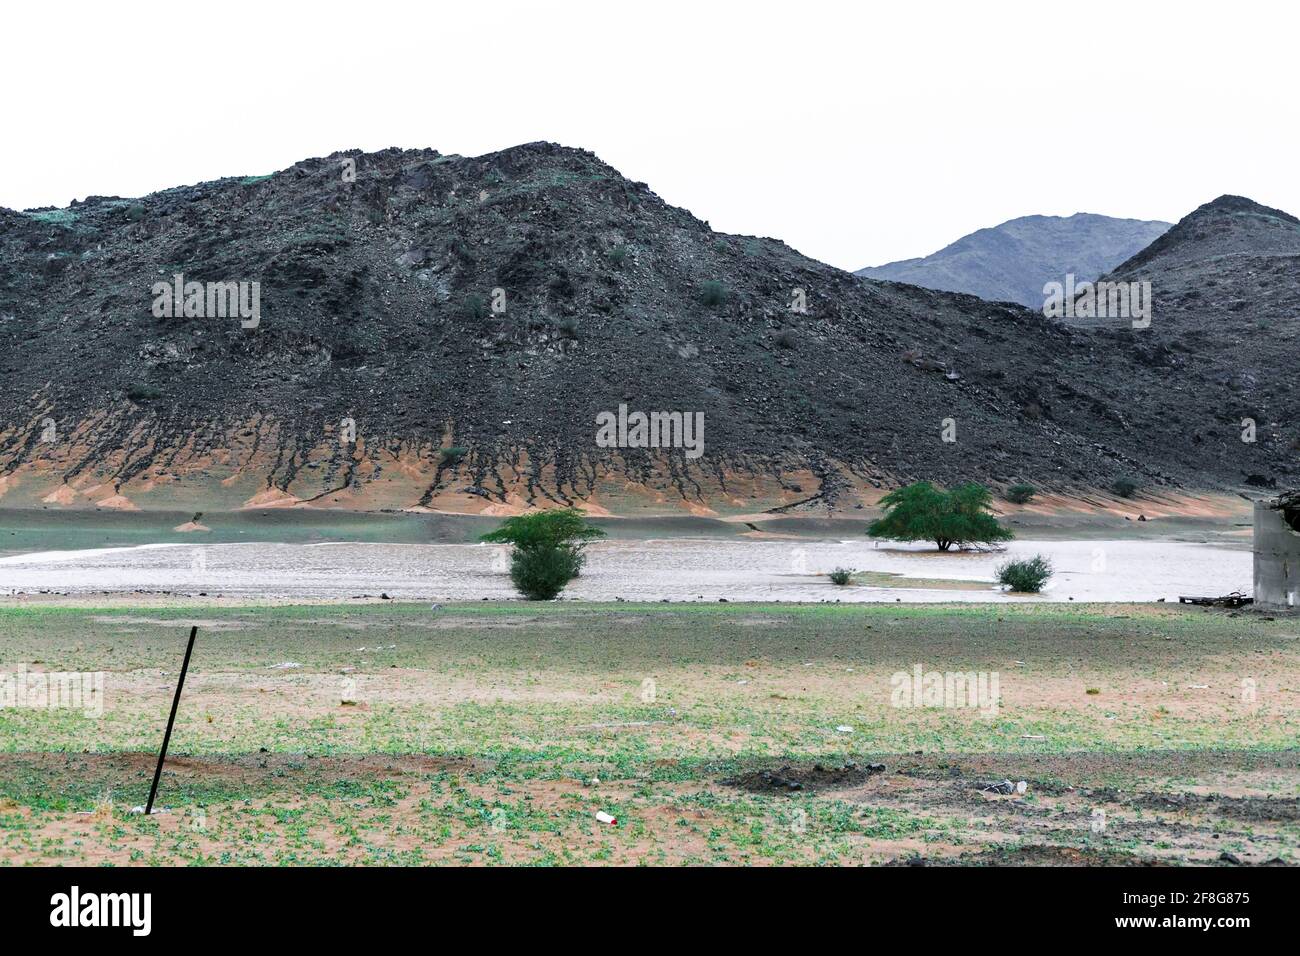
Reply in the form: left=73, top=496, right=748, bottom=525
left=700, top=280, right=728, bottom=307
left=1005, top=483, right=1036, bottom=504
left=1111, top=477, right=1139, bottom=499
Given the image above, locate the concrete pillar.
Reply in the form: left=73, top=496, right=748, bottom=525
left=1254, top=498, right=1300, bottom=608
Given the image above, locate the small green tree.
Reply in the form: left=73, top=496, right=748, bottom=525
left=868, top=481, right=1013, bottom=551
left=481, top=507, right=605, bottom=553
left=480, top=508, right=606, bottom=600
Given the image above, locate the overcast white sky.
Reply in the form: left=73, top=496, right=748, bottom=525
left=4, top=1, right=1296, bottom=269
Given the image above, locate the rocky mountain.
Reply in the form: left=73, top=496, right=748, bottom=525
left=1090, top=195, right=1300, bottom=490
left=856, top=213, right=1171, bottom=308
left=0, top=147, right=1291, bottom=515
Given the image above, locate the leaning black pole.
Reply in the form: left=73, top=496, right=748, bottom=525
left=144, top=625, right=199, bottom=815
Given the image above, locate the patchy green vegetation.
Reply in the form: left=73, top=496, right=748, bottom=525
left=0, top=601, right=1294, bottom=865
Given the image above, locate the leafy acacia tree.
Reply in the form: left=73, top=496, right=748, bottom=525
left=868, top=481, right=1012, bottom=551
left=480, top=508, right=606, bottom=600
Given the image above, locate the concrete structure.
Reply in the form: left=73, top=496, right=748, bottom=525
left=1254, top=492, right=1300, bottom=609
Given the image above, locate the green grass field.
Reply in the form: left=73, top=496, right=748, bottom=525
left=1, top=601, right=1296, bottom=865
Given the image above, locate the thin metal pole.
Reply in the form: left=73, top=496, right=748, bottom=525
left=144, top=625, right=198, bottom=815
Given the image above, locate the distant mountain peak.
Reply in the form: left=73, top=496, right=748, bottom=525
left=1194, top=194, right=1299, bottom=222
left=1107, top=194, right=1300, bottom=276
left=855, top=213, right=1171, bottom=308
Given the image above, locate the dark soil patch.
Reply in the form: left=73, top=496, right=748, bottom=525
left=725, top=760, right=886, bottom=794
left=954, top=844, right=1165, bottom=867
left=1130, top=792, right=1300, bottom=823
left=881, top=749, right=1300, bottom=793
left=0, top=751, right=480, bottom=805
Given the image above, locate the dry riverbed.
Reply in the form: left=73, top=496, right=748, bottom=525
left=0, top=536, right=1254, bottom=603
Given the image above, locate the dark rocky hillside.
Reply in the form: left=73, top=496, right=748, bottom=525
left=857, top=213, right=1170, bottom=308
left=1090, top=195, right=1300, bottom=492
left=0, top=147, right=1290, bottom=513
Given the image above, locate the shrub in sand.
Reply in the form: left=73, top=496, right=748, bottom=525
left=508, top=546, right=584, bottom=600
left=996, top=555, right=1053, bottom=593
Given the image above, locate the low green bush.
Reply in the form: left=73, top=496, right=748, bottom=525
left=1005, top=483, right=1036, bottom=504
left=700, top=281, right=728, bottom=307
left=1110, top=477, right=1139, bottom=499
left=996, top=554, right=1053, bottom=593
left=126, top=384, right=161, bottom=402
left=510, top=545, right=583, bottom=600
left=459, top=293, right=487, bottom=319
